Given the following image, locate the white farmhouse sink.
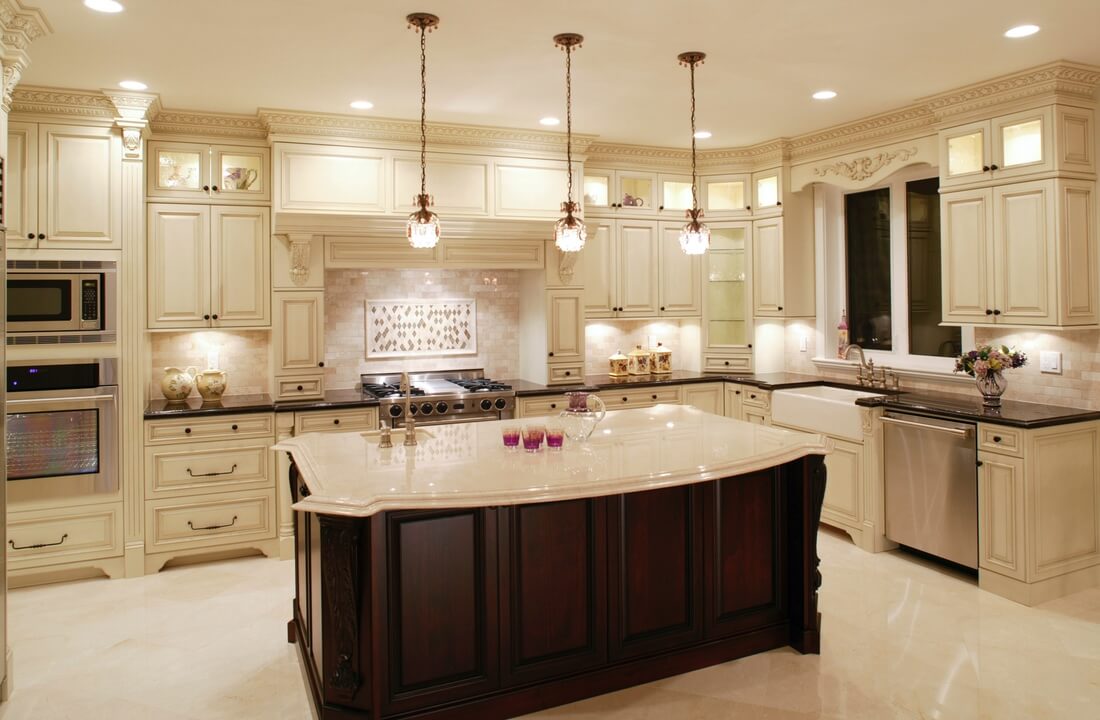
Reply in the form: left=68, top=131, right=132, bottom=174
left=771, top=386, right=886, bottom=440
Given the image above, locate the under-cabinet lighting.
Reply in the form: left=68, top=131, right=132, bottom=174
left=84, top=0, right=123, bottom=13
left=349, top=100, right=374, bottom=110
left=812, top=90, right=837, bottom=100
left=1004, top=24, right=1040, bottom=38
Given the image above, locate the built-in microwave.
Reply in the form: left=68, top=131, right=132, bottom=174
left=6, top=260, right=116, bottom=344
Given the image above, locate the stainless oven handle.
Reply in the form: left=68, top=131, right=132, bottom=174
left=6, top=394, right=116, bottom=407
left=880, top=416, right=972, bottom=438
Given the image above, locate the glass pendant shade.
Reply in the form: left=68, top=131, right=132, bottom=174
left=679, top=210, right=710, bottom=255
left=406, top=194, right=440, bottom=249
left=555, top=201, right=586, bottom=252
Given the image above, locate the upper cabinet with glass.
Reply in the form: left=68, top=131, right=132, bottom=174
left=939, top=104, right=1094, bottom=189
left=702, top=174, right=751, bottom=218
left=752, top=168, right=783, bottom=217
left=582, top=169, right=658, bottom=215
left=148, top=140, right=270, bottom=203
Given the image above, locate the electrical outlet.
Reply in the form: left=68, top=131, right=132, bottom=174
left=799, top=335, right=809, bottom=352
left=1040, top=350, right=1062, bottom=374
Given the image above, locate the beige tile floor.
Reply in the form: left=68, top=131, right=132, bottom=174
left=1, top=528, right=1098, bottom=720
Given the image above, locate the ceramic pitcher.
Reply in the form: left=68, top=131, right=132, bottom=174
left=161, top=366, right=198, bottom=401
left=196, top=369, right=228, bottom=402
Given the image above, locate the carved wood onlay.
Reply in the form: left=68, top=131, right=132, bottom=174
left=150, top=109, right=268, bottom=140
left=0, top=0, right=51, bottom=52
left=319, top=515, right=364, bottom=700
left=280, top=233, right=318, bottom=286
left=103, top=90, right=159, bottom=160
left=813, top=146, right=919, bottom=182
left=789, top=105, right=935, bottom=162
left=557, top=247, right=579, bottom=284
left=11, top=86, right=116, bottom=120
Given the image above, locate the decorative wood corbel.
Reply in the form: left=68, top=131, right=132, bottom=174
left=283, top=233, right=319, bottom=286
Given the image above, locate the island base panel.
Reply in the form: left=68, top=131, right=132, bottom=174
left=288, top=454, right=826, bottom=720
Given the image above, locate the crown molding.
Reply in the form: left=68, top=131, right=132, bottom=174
left=11, top=85, right=116, bottom=119
left=787, top=103, right=935, bottom=162
left=149, top=108, right=268, bottom=140
left=0, top=0, right=51, bottom=52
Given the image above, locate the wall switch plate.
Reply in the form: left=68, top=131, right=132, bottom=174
left=799, top=335, right=808, bottom=352
left=1040, top=350, right=1062, bottom=374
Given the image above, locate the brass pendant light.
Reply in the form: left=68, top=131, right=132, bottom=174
left=406, top=12, right=441, bottom=249
left=553, top=33, right=586, bottom=253
left=677, top=51, right=710, bottom=255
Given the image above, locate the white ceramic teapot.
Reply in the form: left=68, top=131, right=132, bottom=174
left=161, top=366, right=198, bottom=401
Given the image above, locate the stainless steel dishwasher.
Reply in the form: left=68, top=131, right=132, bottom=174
left=882, top=411, right=978, bottom=569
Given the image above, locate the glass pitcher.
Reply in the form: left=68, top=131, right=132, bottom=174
left=559, top=391, right=606, bottom=443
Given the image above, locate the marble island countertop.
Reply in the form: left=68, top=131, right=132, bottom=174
left=275, top=404, right=832, bottom=518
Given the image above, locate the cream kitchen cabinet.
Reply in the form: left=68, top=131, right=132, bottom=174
left=941, top=179, right=1097, bottom=327
left=752, top=168, right=783, bottom=217
left=6, top=122, right=121, bottom=249
left=393, top=152, right=490, bottom=216
left=274, top=142, right=389, bottom=214
left=704, top=223, right=754, bottom=371
left=977, top=420, right=1100, bottom=605
left=582, top=169, right=658, bottom=215
left=546, top=288, right=585, bottom=384
left=681, top=383, right=724, bottom=415
left=274, top=291, right=326, bottom=399
left=579, top=219, right=660, bottom=318
left=148, top=140, right=270, bottom=203
left=939, top=104, right=1094, bottom=189
left=752, top=216, right=814, bottom=318
left=658, top=223, right=703, bottom=316
left=147, top=204, right=271, bottom=329
left=702, top=173, right=752, bottom=218
left=741, top=388, right=771, bottom=426
left=493, top=157, right=572, bottom=219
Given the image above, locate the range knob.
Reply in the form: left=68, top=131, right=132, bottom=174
left=420, top=402, right=434, bottom=415
left=408, top=404, right=419, bottom=416
left=435, top=401, right=449, bottom=414
left=389, top=405, right=404, bottom=418
left=494, top=398, right=507, bottom=410
left=480, top=398, right=493, bottom=411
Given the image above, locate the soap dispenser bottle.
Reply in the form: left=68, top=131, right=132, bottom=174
left=837, top=310, right=849, bottom=358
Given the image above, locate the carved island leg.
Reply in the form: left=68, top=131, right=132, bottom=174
left=318, top=514, right=367, bottom=706
left=789, top=455, right=826, bottom=654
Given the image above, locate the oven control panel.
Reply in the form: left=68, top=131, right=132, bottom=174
left=80, top=278, right=100, bottom=325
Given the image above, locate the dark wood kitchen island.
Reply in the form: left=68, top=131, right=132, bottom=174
left=276, top=405, right=829, bottom=720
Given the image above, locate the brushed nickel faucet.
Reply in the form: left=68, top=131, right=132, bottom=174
left=843, top=344, right=899, bottom=390
left=400, top=372, right=418, bottom=446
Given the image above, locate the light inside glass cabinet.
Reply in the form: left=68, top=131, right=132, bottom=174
left=756, top=176, right=778, bottom=207
left=947, top=132, right=984, bottom=176
left=582, top=175, right=609, bottom=206
left=705, top=228, right=748, bottom=346
left=706, top=180, right=746, bottom=211
left=1001, top=120, right=1042, bottom=167
left=663, top=181, right=693, bottom=210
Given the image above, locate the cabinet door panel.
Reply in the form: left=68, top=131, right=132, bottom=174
left=40, top=124, right=120, bottom=248
left=994, top=181, right=1056, bottom=324
left=940, top=120, right=991, bottom=188
left=547, top=289, right=584, bottom=362
left=213, top=144, right=270, bottom=202
left=579, top=221, right=615, bottom=317
left=394, top=155, right=489, bottom=215
left=210, top=206, right=270, bottom=327
left=681, top=383, right=723, bottom=415
left=821, top=437, right=862, bottom=527
left=494, top=161, right=569, bottom=218
left=993, top=107, right=1053, bottom=179
left=147, top=140, right=211, bottom=200
left=148, top=204, right=210, bottom=328
left=941, top=190, right=994, bottom=323
left=752, top=217, right=784, bottom=316
left=1059, top=181, right=1097, bottom=323
left=978, top=452, right=1025, bottom=581
left=617, top=221, right=659, bottom=317
left=277, top=144, right=387, bottom=213
left=275, top=292, right=324, bottom=374
left=659, top=224, right=702, bottom=316
left=6, top=122, right=39, bottom=248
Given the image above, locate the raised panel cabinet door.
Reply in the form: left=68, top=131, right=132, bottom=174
left=147, top=204, right=210, bottom=328
left=939, top=119, right=991, bottom=188
left=547, top=289, right=584, bottom=362
left=1058, top=180, right=1098, bottom=324
left=723, top=384, right=744, bottom=420
left=752, top=217, right=784, bottom=316
left=993, top=181, right=1056, bottom=325
left=494, top=160, right=570, bottom=218
left=609, top=485, right=704, bottom=660
left=941, top=189, right=994, bottom=323
left=394, top=154, right=490, bottom=215
left=377, top=508, right=499, bottom=714
left=616, top=220, right=660, bottom=317
left=578, top=221, right=615, bottom=317
left=681, top=383, right=724, bottom=415
left=659, top=223, right=702, bottom=316
left=6, top=122, right=39, bottom=248
left=147, top=140, right=211, bottom=200
left=499, top=498, right=607, bottom=686
left=275, top=291, right=324, bottom=374
left=1055, top=106, right=1095, bottom=174
left=210, top=206, right=270, bottom=327
left=276, top=143, right=387, bottom=213
left=39, top=124, right=121, bottom=248
left=978, top=452, right=1025, bottom=581
left=821, top=437, right=862, bottom=528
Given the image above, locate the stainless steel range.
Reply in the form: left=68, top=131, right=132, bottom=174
left=362, top=369, right=515, bottom=427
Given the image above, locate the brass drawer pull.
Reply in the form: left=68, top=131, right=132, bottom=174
left=10, top=533, right=68, bottom=551
left=186, top=463, right=238, bottom=478
left=188, top=515, right=239, bottom=531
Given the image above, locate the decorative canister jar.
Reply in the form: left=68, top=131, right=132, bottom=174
left=161, top=366, right=197, bottom=402
left=627, top=345, right=651, bottom=375
left=196, top=369, right=229, bottom=402
left=609, top=349, right=629, bottom=377
left=651, top=342, right=672, bottom=375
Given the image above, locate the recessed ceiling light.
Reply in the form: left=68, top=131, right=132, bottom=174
left=84, top=0, right=124, bottom=12
left=693, top=130, right=712, bottom=139
left=812, top=90, right=838, bottom=100
left=118, top=80, right=147, bottom=91
left=1004, top=24, right=1040, bottom=38
left=539, top=117, right=561, bottom=126
left=349, top=100, right=374, bottom=110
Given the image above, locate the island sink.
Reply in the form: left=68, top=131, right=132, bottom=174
left=772, top=385, right=886, bottom=440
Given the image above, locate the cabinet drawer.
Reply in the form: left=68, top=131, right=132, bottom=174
left=517, top=394, right=570, bottom=418
left=295, top=407, right=380, bottom=434
left=145, top=412, right=275, bottom=445
left=977, top=424, right=1024, bottom=457
left=547, top=363, right=585, bottom=385
left=597, top=386, right=682, bottom=409
left=742, top=389, right=771, bottom=410
left=275, top=375, right=325, bottom=401
left=7, top=504, right=123, bottom=569
left=146, top=439, right=273, bottom=498
left=703, top=354, right=753, bottom=373
left=146, top=490, right=276, bottom=552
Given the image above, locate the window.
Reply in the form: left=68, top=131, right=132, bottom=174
left=819, top=167, right=969, bottom=373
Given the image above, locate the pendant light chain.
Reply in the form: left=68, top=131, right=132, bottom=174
left=565, top=42, right=574, bottom=204
left=419, top=24, right=428, bottom=197
left=689, top=59, right=698, bottom=213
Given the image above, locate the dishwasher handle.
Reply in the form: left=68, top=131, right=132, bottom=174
left=880, top=415, right=972, bottom=438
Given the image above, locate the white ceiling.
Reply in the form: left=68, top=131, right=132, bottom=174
left=19, top=0, right=1100, bottom=147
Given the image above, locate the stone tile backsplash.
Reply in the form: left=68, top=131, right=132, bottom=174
left=585, top=319, right=697, bottom=376
left=150, top=330, right=270, bottom=399
left=325, top=269, right=520, bottom=388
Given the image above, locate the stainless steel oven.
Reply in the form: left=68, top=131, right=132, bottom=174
left=6, top=260, right=117, bottom=344
left=5, top=358, right=119, bottom=509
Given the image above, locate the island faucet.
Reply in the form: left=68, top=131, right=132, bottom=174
left=400, top=371, right=418, bottom=446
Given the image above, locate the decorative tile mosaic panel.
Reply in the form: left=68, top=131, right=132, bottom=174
left=366, top=299, right=477, bottom=358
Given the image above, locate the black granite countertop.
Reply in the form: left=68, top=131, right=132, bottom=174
left=507, top=371, right=865, bottom=396
left=273, top=389, right=380, bottom=413
left=856, top=392, right=1100, bottom=429
left=144, top=394, right=275, bottom=419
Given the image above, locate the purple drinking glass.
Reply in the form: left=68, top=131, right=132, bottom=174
left=522, top=425, right=546, bottom=452
left=501, top=424, right=521, bottom=450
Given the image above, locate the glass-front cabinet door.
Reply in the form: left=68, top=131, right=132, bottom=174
left=215, top=146, right=270, bottom=201
left=616, top=171, right=657, bottom=214
left=582, top=171, right=612, bottom=211
left=992, top=107, right=1053, bottom=180
left=659, top=174, right=694, bottom=216
left=149, top=141, right=210, bottom=200
left=703, top=223, right=752, bottom=351
left=752, top=169, right=782, bottom=215
left=702, top=174, right=751, bottom=217
left=940, top=119, right=991, bottom=188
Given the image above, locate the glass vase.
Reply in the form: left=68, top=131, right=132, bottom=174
left=975, top=371, right=1007, bottom=408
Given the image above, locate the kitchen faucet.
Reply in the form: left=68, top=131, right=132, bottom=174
left=843, top=344, right=899, bottom=390
left=400, top=371, right=418, bottom=446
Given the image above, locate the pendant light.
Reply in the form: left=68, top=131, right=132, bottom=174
left=553, top=33, right=586, bottom=253
left=406, top=13, right=441, bottom=249
left=677, top=51, right=710, bottom=255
